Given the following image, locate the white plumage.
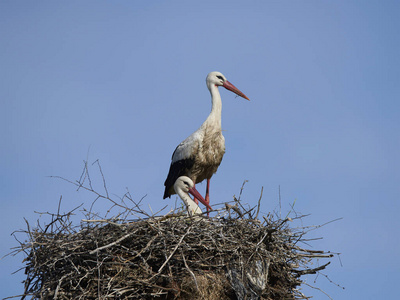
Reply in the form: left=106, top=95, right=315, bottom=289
left=164, top=71, right=249, bottom=211
left=174, top=176, right=210, bottom=216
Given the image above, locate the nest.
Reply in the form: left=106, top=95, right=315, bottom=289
left=9, top=161, right=335, bottom=299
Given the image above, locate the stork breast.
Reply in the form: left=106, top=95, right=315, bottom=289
left=202, top=130, right=225, bottom=162
left=193, top=129, right=225, bottom=182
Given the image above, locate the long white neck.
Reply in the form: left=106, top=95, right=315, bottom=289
left=177, top=190, right=202, bottom=216
left=204, top=84, right=222, bottom=128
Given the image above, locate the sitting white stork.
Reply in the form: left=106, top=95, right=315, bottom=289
left=164, top=71, right=249, bottom=212
left=174, top=176, right=211, bottom=216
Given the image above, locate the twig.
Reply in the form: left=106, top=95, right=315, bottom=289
left=93, top=159, right=109, bottom=199
left=255, top=186, right=263, bottom=220
left=89, top=232, right=135, bottom=255
left=303, top=283, right=334, bottom=300
left=294, top=262, right=331, bottom=275
left=181, top=250, right=199, bottom=291
left=157, top=227, right=191, bottom=274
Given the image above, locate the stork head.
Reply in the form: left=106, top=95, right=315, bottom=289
left=174, top=176, right=212, bottom=210
left=206, top=71, right=250, bottom=100
left=174, top=176, right=195, bottom=194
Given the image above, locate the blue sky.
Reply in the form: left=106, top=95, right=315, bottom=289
left=1, top=1, right=399, bottom=299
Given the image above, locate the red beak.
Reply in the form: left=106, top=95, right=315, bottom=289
left=223, top=81, right=250, bottom=100
left=188, top=187, right=212, bottom=210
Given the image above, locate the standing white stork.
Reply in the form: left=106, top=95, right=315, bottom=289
left=164, top=71, right=249, bottom=211
left=174, top=176, right=211, bottom=216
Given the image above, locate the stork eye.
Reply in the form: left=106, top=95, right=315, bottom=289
left=216, top=75, right=224, bottom=81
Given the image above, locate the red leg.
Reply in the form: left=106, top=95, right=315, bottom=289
left=205, top=178, right=210, bottom=216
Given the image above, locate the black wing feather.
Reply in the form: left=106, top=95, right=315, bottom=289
left=163, top=157, right=195, bottom=199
